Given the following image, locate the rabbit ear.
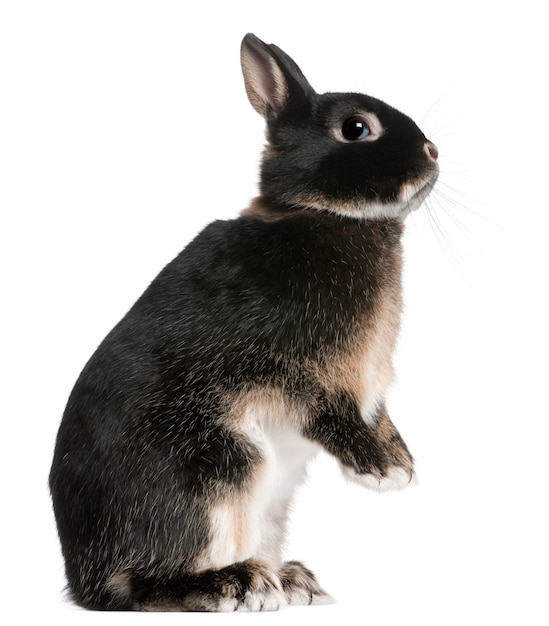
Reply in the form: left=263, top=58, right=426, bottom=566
left=241, top=34, right=315, bottom=117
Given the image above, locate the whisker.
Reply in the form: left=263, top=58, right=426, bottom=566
left=432, top=178, right=504, bottom=234
left=418, top=85, right=459, bottom=128
left=409, top=89, right=507, bottom=287
left=422, top=199, right=475, bottom=287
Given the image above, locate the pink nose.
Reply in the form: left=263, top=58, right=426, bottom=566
left=425, top=142, right=439, bottom=161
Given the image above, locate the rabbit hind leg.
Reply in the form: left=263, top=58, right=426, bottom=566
left=131, top=559, right=285, bottom=612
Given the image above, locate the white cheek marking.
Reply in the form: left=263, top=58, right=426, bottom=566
left=298, top=161, right=439, bottom=221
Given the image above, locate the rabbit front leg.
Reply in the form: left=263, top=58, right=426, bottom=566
left=304, top=393, right=415, bottom=491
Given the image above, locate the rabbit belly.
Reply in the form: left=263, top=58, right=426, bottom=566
left=200, top=403, right=319, bottom=571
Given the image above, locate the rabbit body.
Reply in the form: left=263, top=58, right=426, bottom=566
left=50, top=34, right=438, bottom=611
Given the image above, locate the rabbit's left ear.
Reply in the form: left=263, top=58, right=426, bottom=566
left=241, top=33, right=315, bottom=117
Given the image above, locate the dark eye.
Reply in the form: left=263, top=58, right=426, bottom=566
left=341, top=116, right=371, bottom=141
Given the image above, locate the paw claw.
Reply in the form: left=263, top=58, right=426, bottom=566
left=342, top=465, right=416, bottom=492
left=279, top=561, right=332, bottom=606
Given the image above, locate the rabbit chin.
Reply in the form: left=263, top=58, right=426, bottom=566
left=294, top=172, right=439, bottom=221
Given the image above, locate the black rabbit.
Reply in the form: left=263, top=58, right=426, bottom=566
left=49, top=33, right=439, bottom=611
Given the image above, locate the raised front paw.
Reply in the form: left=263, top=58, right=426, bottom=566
left=339, top=411, right=416, bottom=492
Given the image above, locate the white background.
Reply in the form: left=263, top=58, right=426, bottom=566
left=1, top=1, right=548, bottom=624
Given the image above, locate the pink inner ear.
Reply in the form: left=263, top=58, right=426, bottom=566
left=258, top=56, right=287, bottom=114
left=242, top=40, right=288, bottom=115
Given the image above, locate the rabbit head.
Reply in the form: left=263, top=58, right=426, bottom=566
left=241, top=33, right=438, bottom=220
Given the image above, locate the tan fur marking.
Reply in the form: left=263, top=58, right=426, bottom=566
left=223, top=270, right=402, bottom=429
left=240, top=196, right=298, bottom=222
left=299, top=276, right=402, bottom=423
left=359, top=280, right=402, bottom=419
left=227, top=385, right=309, bottom=436
left=106, top=571, right=132, bottom=599
left=195, top=463, right=273, bottom=571
left=199, top=502, right=237, bottom=570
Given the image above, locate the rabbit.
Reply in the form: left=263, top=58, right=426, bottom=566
left=49, top=33, right=439, bottom=612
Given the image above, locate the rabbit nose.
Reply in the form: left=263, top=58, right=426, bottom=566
left=425, top=141, right=439, bottom=161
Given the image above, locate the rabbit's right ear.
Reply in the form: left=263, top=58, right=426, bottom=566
left=241, top=34, right=315, bottom=118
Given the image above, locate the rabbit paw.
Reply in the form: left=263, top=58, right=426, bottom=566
left=234, top=563, right=286, bottom=612
left=341, top=463, right=415, bottom=492
left=137, top=560, right=286, bottom=612
left=198, top=565, right=285, bottom=612
left=279, top=561, right=334, bottom=606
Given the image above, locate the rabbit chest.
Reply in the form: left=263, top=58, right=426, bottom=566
left=198, top=218, right=403, bottom=569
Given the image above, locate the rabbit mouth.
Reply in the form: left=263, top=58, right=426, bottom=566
left=398, top=168, right=439, bottom=217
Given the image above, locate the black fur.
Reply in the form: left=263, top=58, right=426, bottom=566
left=132, top=560, right=285, bottom=611
left=49, top=33, right=438, bottom=611
left=261, top=92, right=430, bottom=209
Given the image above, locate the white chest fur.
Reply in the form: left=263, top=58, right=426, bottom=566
left=257, top=417, right=320, bottom=516
left=242, top=405, right=320, bottom=566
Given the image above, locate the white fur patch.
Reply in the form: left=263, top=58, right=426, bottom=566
left=244, top=406, right=320, bottom=564
left=205, top=504, right=240, bottom=569
left=341, top=464, right=415, bottom=492
left=201, top=401, right=319, bottom=571
left=360, top=351, right=392, bottom=426
left=238, top=586, right=286, bottom=612
left=215, top=597, right=239, bottom=612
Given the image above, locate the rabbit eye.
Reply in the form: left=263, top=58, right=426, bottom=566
left=341, top=116, right=371, bottom=141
